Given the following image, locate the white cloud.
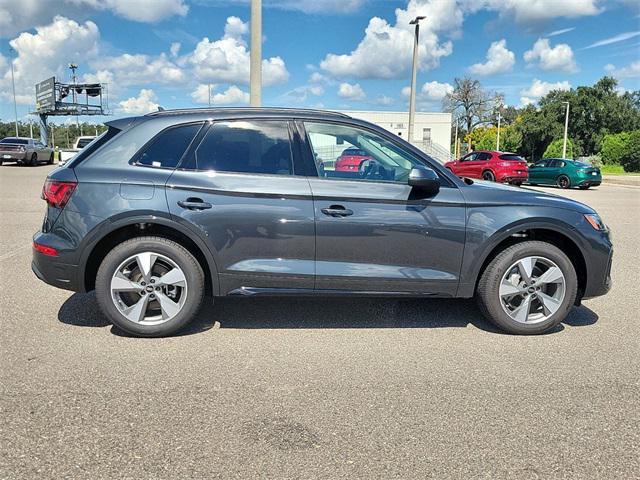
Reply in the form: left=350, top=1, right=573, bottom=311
left=605, top=61, right=640, bottom=79
left=337, top=82, right=366, bottom=101
left=0, top=15, right=100, bottom=104
left=211, top=85, right=249, bottom=105
left=546, top=27, right=575, bottom=37
left=118, top=89, right=159, bottom=114
left=187, top=16, right=289, bottom=86
left=90, top=53, right=184, bottom=87
left=205, top=0, right=367, bottom=14
left=468, top=39, right=515, bottom=76
left=583, top=31, right=640, bottom=49
left=320, top=0, right=462, bottom=79
left=524, top=38, right=578, bottom=73
left=190, top=84, right=214, bottom=104
left=0, top=0, right=188, bottom=37
left=69, top=0, right=188, bottom=22
left=482, top=0, right=601, bottom=27
left=281, top=85, right=325, bottom=104
left=372, top=95, right=394, bottom=106
left=402, top=81, right=453, bottom=102
left=520, top=78, right=571, bottom=105
left=170, top=42, right=181, bottom=58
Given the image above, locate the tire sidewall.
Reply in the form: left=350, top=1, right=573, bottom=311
left=483, top=170, right=495, bottom=182
left=478, top=242, right=578, bottom=335
left=557, top=175, right=570, bottom=189
left=95, top=237, right=204, bottom=337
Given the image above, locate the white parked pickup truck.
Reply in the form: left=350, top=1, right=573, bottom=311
left=58, top=136, right=96, bottom=165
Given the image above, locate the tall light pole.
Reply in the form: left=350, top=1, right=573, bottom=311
left=250, top=0, right=262, bottom=107
left=9, top=49, right=19, bottom=137
left=562, top=101, right=570, bottom=159
left=208, top=83, right=212, bottom=106
left=496, top=110, right=501, bottom=151
left=408, top=15, right=425, bottom=144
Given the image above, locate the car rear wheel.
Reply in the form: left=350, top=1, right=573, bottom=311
left=482, top=170, right=496, bottom=182
left=557, top=175, right=571, bottom=189
left=95, top=236, right=205, bottom=337
left=476, top=241, right=577, bottom=335
left=30, top=153, right=38, bottom=166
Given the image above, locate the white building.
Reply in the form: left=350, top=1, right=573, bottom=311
left=339, top=110, right=453, bottom=162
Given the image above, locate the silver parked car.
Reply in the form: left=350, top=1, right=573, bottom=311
left=0, top=137, right=54, bottom=166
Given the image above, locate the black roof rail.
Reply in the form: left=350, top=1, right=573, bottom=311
left=144, top=107, right=351, bottom=118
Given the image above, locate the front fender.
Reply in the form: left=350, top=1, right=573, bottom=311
left=457, top=208, right=589, bottom=297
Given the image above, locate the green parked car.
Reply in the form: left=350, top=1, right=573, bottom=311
left=528, top=158, right=602, bottom=189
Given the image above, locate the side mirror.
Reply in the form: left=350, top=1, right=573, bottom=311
left=408, top=166, right=440, bottom=195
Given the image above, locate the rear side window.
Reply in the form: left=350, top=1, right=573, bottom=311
left=476, top=152, right=492, bottom=161
left=136, top=123, right=202, bottom=169
left=193, top=120, right=293, bottom=175
left=498, top=154, right=525, bottom=161
left=68, top=127, right=121, bottom=166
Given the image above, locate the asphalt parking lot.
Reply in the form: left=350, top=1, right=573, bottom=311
left=1, top=164, right=639, bottom=479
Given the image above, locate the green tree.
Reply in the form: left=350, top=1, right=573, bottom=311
left=466, top=124, right=521, bottom=152
left=543, top=138, right=574, bottom=159
left=600, top=132, right=630, bottom=164
left=620, top=130, right=640, bottom=172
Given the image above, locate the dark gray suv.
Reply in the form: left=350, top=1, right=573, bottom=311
left=32, top=108, right=613, bottom=337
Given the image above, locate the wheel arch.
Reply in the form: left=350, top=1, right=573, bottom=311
left=467, top=223, right=588, bottom=302
left=80, top=216, right=220, bottom=295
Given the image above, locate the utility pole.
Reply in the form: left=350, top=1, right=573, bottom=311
left=9, top=51, right=19, bottom=137
left=408, top=16, right=425, bottom=144
left=29, top=107, right=33, bottom=139
left=496, top=110, right=501, bottom=151
left=454, top=119, right=459, bottom=159
left=250, top=0, right=262, bottom=106
left=208, top=83, right=212, bottom=106
left=562, top=101, right=570, bottom=159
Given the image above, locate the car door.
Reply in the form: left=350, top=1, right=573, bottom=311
left=457, top=152, right=477, bottom=177
left=300, top=120, right=466, bottom=296
left=542, top=159, right=562, bottom=184
left=471, top=151, right=492, bottom=178
left=528, top=159, right=548, bottom=183
left=166, top=119, right=316, bottom=295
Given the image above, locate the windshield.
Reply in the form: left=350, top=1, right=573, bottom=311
left=498, top=154, right=524, bottom=161
left=0, top=138, right=28, bottom=144
left=77, top=138, right=94, bottom=148
left=573, top=161, right=591, bottom=168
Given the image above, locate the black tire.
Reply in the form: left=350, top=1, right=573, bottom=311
left=529, top=183, right=538, bottom=186
left=95, top=236, right=205, bottom=337
left=482, top=170, right=496, bottom=182
left=476, top=241, right=577, bottom=335
left=30, top=153, right=38, bottom=166
left=578, top=185, right=590, bottom=190
left=512, top=181, right=523, bottom=187
left=48, top=153, right=54, bottom=165
left=557, top=175, right=571, bottom=189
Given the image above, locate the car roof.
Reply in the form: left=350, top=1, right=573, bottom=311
left=144, top=107, right=351, bottom=120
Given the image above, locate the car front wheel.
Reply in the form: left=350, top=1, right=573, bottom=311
left=476, top=241, right=577, bottom=335
left=95, top=236, right=205, bottom=337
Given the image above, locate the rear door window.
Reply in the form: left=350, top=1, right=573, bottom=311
left=476, top=152, right=492, bottom=161
left=193, top=120, right=293, bottom=175
left=135, top=123, right=202, bottom=169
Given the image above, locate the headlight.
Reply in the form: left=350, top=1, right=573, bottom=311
left=584, top=213, right=607, bottom=231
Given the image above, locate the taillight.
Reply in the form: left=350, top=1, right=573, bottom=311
left=33, top=242, right=59, bottom=256
left=41, top=180, right=77, bottom=209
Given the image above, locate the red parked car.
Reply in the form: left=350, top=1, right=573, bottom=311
left=444, top=151, right=528, bottom=185
left=335, top=147, right=372, bottom=172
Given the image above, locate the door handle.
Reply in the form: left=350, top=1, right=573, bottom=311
left=177, top=198, right=213, bottom=210
left=321, top=205, right=353, bottom=217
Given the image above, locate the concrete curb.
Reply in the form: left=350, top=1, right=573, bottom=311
left=603, top=175, right=640, bottom=188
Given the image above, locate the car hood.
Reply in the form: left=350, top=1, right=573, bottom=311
left=459, top=178, right=595, bottom=214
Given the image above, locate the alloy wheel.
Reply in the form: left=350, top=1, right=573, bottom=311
left=499, top=256, right=566, bottom=324
left=110, top=252, right=188, bottom=325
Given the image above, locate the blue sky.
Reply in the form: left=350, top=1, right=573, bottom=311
left=0, top=0, right=638, bottom=123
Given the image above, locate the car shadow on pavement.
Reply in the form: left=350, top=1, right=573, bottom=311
left=58, top=292, right=599, bottom=337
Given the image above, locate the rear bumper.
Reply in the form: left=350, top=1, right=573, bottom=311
left=500, top=175, right=528, bottom=184
left=1, top=152, right=27, bottom=162
left=31, top=234, right=83, bottom=292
